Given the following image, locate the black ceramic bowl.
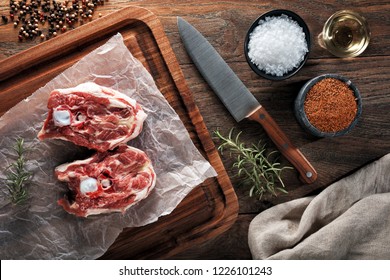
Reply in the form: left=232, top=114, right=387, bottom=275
left=244, top=9, right=311, bottom=80
left=294, top=74, right=362, bottom=137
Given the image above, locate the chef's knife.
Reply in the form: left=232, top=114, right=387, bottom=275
left=178, top=17, right=317, bottom=184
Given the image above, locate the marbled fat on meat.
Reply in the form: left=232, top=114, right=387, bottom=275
left=55, top=145, right=156, bottom=217
left=38, top=82, right=147, bottom=152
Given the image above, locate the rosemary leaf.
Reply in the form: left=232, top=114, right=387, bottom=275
left=214, top=128, right=292, bottom=199
left=2, top=138, right=32, bottom=205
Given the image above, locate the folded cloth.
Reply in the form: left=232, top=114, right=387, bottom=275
left=248, top=153, right=390, bottom=260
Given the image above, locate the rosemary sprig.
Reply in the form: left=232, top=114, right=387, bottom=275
left=3, top=138, right=32, bottom=205
left=214, top=129, right=291, bottom=199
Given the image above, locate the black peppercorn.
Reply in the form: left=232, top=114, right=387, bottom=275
left=8, top=0, right=108, bottom=42
left=1, top=15, right=9, bottom=23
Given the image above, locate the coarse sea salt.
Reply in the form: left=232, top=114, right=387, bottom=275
left=248, top=14, right=308, bottom=77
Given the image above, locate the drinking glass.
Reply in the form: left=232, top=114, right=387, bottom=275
left=318, top=10, right=370, bottom=58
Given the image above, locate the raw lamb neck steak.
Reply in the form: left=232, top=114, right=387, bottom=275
left=38, top=82, right=147, bottom=152
left=55, top=145, right=156, bottom=217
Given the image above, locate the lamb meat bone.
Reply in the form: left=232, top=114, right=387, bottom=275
left=38, top=82, right=147, bottom=152
left=55, top=144, right=156, bottom=217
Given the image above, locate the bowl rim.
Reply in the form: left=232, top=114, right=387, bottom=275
left=244, top=9, right=311, bottom=81
left=294, top=73, right=363, bottom=137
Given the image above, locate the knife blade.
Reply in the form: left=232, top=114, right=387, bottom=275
left=178, top=17, right=317, bottom=184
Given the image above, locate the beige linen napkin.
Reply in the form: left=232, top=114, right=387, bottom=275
left=248, top=153, right=390, bottom=259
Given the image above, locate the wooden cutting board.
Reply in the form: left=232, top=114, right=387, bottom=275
left=0, top=6, right=238, bottom=259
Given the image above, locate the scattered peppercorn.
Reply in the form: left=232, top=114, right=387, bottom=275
left=304, top=78, right=358, bottom=133
left=4, top=0, right=107, bottom=42
left=2, top=15, right=9, bottom=23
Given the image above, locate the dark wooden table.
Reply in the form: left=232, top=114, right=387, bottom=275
left=1, top=0, right=389, bottom=259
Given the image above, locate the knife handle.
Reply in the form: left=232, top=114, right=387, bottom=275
left=247, top=106, right=317, bottom=184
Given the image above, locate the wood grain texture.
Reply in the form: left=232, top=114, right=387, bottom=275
left=0, top=6, right=238, bottom=259
left=172, top=214, right=256, bottom=260
left=1, top=0, right=390, bottom=259
left=247, top=106, right=318, bottom=184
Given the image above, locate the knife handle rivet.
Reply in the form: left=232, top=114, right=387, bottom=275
left=306, top=171, right=313, bottom=178
left=259, top=113, right=266, bottom=119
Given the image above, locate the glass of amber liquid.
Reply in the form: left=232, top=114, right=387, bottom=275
left=318, top=10, right=370, bottom=58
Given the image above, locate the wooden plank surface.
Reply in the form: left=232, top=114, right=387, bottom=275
left=0, top=5, right=238, bottom=259
left=1, top=0, right=390, bottom=259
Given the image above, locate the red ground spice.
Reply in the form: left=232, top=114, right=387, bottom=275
left=304, top=78, right=357, bottom=133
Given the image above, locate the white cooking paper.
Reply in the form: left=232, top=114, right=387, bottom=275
left=0, top=33, right=217, bottom=259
